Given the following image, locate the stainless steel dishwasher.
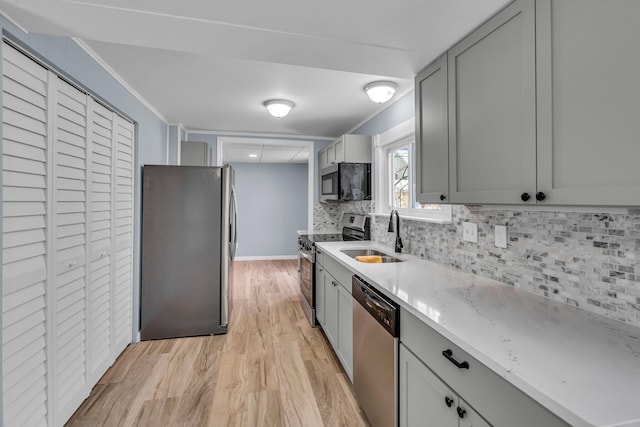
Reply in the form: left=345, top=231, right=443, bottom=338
left=352, top=275, right=399, bottom=427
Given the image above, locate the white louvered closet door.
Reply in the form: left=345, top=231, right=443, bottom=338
left=113, top=115, right=133, bottom=354
left=51, top=77, right=89, bottom=425
left=86, top=99, right=115, bottom=386
left=2, top=42, right=50, bottom=427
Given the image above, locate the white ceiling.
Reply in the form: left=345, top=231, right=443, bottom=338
left=0, top=0, right=511, bottom=138
left=221, top=139, right=309, bottom=164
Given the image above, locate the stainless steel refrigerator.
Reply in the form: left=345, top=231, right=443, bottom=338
left=141, top=165, right=237, bottom=340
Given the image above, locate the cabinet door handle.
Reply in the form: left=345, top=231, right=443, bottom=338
left=444, top=396, right=454, bottom=408
left=440, top=194, right=446, bottom=201
left=521, top=192, right=531, bottom=202
left=442, top=349, right=469, bottom=369
left=457, top=407, right=466, bottom=419
left=536, top=191, right=547, bottom=201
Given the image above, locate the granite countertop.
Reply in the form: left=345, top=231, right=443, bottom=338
left=316, top=241, right=640, bottom=427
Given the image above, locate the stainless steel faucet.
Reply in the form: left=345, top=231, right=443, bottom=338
left=387, top=210, right=403, bottom=253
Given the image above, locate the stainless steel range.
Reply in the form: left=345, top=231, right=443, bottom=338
left=297, top=213, right=370, bottom=326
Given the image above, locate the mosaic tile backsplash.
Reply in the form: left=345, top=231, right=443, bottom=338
left=313, top=201, right=374, bottom=232
left=371, top=205, right=640, bottom=328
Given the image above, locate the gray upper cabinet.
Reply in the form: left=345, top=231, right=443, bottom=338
left=181, top=141, right=213, bottom=166
left=417, top=0, right=640, bottom=207
left=448, top=0, right=536, bottom=204
left=536, top=0, right=640, bottom=206
left=415, top=54, right=449, bottom=204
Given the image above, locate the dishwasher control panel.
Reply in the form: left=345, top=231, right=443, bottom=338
left=352, top=275, right=399, bottom=337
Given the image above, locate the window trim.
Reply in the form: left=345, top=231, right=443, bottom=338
left=374, top=118, right=452, bottom=223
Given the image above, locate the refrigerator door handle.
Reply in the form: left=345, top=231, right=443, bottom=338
left=230, top=185, right=238, bottom=261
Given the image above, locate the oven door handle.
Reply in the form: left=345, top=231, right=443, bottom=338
left=299, top=251, right=313, bottom=262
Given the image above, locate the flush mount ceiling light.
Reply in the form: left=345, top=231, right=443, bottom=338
left=248, top=154, right=258, bottom=158
left=364, top=81, right=397, bottom=103
left=263, top=99, right=294, bottom=118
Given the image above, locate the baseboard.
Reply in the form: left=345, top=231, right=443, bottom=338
left=235, top=255, right=298, bottom=261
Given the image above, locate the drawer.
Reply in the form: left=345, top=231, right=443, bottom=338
left=401, top=309, right=568, bottom=427
left=319, top=252, right=353, bottom=294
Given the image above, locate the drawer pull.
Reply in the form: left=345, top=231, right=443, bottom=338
left=444, top=396, right=454, bottom=408
left=442, top=349, right=469, bottom=369
left=457, top=407, right=466, bottom=419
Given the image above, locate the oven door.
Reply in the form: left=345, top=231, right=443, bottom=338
left=298, top=249, right=316, bottom=325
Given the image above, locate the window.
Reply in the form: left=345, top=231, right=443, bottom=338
left=388, top=142, right=412, bottom=209
left=375, top=119, right=452, bottom=223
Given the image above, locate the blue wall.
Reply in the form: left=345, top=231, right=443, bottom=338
left=0, top=16, right=168, bottom=355
left=353, top=90, right=415, bottom=136
left=231, top=163, right=308, bottom=258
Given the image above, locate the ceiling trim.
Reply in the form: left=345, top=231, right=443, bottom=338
left=344, top=85, right=414, bottom=135
left=72, top=37, right=168, bottom=123
left=186, top=128, right=334, bottom=141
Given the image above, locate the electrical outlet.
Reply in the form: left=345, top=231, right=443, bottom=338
left=495, top=225, right=507, bottom=248
left=462, top=222, right=478, bottom=243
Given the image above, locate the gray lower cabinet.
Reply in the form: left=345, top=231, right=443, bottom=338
left=401, top=309, right=568, bottom=427
left=415, top=54, right=449, bottom=204
left=336, top=283, right=353, bottom=379
left=317, top=253, right=354, bottom=382
left=322, top=273, right=353, bottom=381
left=315, top=264, right=326, bottom=326
left=400, top=344, right=490, bottom=427
left=323, top=272, right=339, bottom=347
left=448, top=0, right=537, bottom=204
left=535, top=0, right=640, bottom=205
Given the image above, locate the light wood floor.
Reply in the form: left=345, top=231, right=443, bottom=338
left=67, top=260, right=369, bottom=426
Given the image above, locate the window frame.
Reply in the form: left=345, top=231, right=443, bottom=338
left=385, top=138, right=414, bottom=210
left=374, top=118, right=452, bottom=223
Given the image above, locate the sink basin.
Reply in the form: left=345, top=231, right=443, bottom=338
left=341, top=249, right=404, bottom=263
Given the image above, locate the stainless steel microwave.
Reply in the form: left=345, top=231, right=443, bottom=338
left=320, top=163, right=371, bottom=203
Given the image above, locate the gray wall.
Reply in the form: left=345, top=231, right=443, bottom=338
left=0, top=16, right=169, bottom=363
left=231, top=163, right=308, bottom=258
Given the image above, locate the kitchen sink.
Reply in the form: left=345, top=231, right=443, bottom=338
left=341, top=249, right=404, bottom=263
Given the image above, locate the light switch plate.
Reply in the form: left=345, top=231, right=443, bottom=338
left=495, top=225, right=507, bottom=248
left=462, top=222, right=478, bottom=243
